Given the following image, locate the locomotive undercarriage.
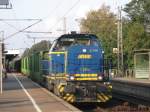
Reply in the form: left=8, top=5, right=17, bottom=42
left=64, top=81, right=112, bottom=102
left=45, top=76, right=112, bottom=102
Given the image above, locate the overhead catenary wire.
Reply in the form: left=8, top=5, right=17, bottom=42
left=23, top=31, right=52, bottom=34
left=1, top=20, right=52, bottom=38
left=41, top=0, right=64, bottom=20
left=49, top=0, right=81, bottom=31
left=1, top=20, right=22, bottom=31
left=1, top=20, right=52, bottom=50
left=4, top=20, right=42, bottom=40
left=10, top=7, right=34, bottom=50
left=3, top=0, right=64, bottom=41
left=0, top=19, right=41, bottom=21
left=3, top=0, right=81, bottom=40
left=0, top=19, right=43, bottom=49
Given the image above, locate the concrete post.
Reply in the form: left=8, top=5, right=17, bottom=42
left=0, top=40, right=2, bottom=94
left=149, top=52, right=150, bottom=80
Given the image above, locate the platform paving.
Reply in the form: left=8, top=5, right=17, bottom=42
left=0, top=73, right=81, bottom=112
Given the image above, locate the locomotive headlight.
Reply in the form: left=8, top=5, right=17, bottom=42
left=70, top=76, right=75, bottom=80
left=98, top=76, right=103, bottom=80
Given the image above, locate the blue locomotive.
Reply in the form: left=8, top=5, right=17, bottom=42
left=45, top=33, right=112, bottom=102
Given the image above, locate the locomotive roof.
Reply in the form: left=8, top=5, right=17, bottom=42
left=58, top=34, right=98, bottom=40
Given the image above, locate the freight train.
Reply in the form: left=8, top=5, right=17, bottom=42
left=8, top=56, right=21, bottom=72
left=20, top=33, right=111, bottom=103
left=21, top=40, right=50, bottom=82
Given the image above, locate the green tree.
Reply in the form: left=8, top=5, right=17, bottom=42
left=80, top=1, right=150, bottom=69
left=124, top=0, right=150, bottom=22
left=80, top=5, right=117, bottom=63
left=123, top=22, right=145, bottom=67
left=123, top=0, right=150, bottom=67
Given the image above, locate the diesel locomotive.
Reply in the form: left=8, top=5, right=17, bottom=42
left=21, top=33, right=112, bottom=103
left=46, top=33, right=111, bottom=102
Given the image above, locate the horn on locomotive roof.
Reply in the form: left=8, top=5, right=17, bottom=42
left=70, top=31, right=77, bottom=34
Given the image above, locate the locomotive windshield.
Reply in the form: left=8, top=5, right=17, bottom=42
left=51, top=34, right=100, bottom=51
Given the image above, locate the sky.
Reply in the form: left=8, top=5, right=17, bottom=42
left=0, top=0, right=130, bottom=53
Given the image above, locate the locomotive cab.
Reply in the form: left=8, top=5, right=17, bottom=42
left=47, top=34, right=111, bottom=102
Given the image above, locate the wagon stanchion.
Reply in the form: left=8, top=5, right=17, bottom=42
left=0, top=40, right=2, bottom=94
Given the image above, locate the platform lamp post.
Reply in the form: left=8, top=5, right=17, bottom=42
left=0, top=31, right=4, bottom=94
left=117, top=7, right=123, bottom=77
left=0, top=38, right=2, bottom=94
left=0, top=0, right=12, bottom=94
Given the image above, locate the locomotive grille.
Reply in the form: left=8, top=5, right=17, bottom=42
left=76, top=85, right=97, bottom=101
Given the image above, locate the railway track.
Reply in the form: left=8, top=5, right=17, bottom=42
left=74, top=98, right=150, bottom=112
left=112, top=92, right=150, bottom=107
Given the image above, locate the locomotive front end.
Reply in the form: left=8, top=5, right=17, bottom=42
left=48, top=34, right=112, bottom=102
left=65, top=43, right=111, bottom=102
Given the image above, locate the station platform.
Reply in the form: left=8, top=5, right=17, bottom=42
left=0, top=73, right=81, bottom=112
left=112, top=78, right=150, bottom=106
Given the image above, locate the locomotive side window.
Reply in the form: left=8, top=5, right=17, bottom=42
left=91, top=39, right=100, bottom=47
left=50, top=40, right=57, bottom=51
left=51, top=39, right=74, bottom=51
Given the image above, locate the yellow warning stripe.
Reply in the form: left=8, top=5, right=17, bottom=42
left=57, top=83, right=66, bottom=93
left=63, top=94, right=75, bottom=103
left=97, top=94, right=106, bottom=102
left=66, top=95, right=73, bottom=102
left=70, top=98, right=74, bottom=103
left=108, top=85, right=112, bottom=89
left=107, top=95, right=112, bottom=99
left=97, top=93, right=112, bottom=102
left=101, top=93, right=109, bottom=101
left=59, top=87, right=64, bottom=93
left=63, top=96, right=67, bottom=100
left=107, top=85, right=112, bottom=92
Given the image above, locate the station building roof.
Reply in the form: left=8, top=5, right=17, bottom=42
left=5, top=49, right=20, bottom=55
left=134, top=49, right=150, bottom=54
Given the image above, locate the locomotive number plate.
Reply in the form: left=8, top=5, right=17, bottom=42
left=78, top=54, right=92, bottom=59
